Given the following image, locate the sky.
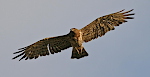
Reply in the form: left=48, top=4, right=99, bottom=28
left=0, top=0, right=150, bottom=77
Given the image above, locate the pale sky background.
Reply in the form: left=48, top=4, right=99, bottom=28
left=0, top=0, right=150, bottom=77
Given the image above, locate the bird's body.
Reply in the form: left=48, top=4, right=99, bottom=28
left=69, top=28, right=88, bottom=59
left=69, top=28, right=82, bottom=46
left=13, top=9, right=135, bottom=61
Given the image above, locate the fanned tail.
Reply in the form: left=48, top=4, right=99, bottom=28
left=71, top=47, right=88, bottom=59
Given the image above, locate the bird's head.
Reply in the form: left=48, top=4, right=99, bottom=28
left=69, top=28, right=79, bottom=37
left=70, top=28, right=78, bottom=32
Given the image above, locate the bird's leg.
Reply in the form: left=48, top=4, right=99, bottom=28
left=80, top=46, right=83, bottom=53
left=75, top=47, right=83, bottom=54
left=75, top=47, right=80, bottom=54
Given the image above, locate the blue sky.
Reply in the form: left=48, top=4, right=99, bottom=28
left=0, top=0, right=150, bottom=77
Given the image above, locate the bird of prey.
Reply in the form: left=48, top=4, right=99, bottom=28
left=13, top=9, right=134, bottom=61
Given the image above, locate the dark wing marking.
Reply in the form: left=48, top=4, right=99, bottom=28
left=81, top=9, right=134, bottom=42
left=12, top=34, right=72, bottom=61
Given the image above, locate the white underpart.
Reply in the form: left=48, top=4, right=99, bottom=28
left=78, top=30, right=83, bottom=45
left=78, top=30, right=83, bottom=53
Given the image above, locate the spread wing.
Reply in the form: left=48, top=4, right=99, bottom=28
left=12, top=34, right=72, bottom=61
left=81, top=9, right=135, bottom=42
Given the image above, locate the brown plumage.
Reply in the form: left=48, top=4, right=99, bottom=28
left=13, top=9, right=134, bottom=61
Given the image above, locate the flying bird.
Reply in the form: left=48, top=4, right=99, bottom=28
left=13, top=9, right=135, bottom=61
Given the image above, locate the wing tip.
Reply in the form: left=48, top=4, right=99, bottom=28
left=122, top=9, right=134, bottom=14
left=118, top=9, right=125, bottom=13
left=12, top=51, right=25, bottom=61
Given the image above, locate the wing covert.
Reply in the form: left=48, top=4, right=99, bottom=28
left=81, top=9, right=135, bottom=42
left=12, top=34, right=72, bottom=61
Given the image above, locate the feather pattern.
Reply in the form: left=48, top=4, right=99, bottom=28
left=13, top=9, right=134, bottom=61
left=81, top=9, right=134, bottom=42
left=12, top=35, right=71, bottom=61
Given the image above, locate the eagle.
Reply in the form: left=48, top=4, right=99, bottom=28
left=13, top=9, right=134, bottom=61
